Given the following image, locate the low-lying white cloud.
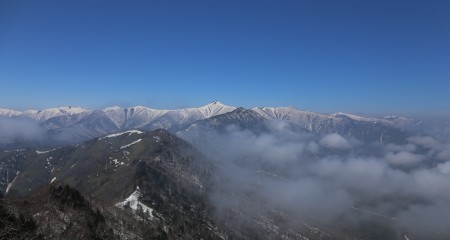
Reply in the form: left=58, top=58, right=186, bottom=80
left=319, top=133, right=351, bottom=149
left=437, top=161, right=450, bottom=174
left=187, top=121, right=450, bottom=238
left=385, top=151, right=424, bottom=166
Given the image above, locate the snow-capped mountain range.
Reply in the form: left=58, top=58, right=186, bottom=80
left=0, top=101, right=235, bottom=126
left=0, top=101, right=419, bottom=128
left=8, top=106, right=89, bottom=122
left=0, top=101, right=422, bottom=145
left=102, top=101, right=236, bottom=129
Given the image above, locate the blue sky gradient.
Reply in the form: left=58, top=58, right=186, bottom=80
left=0, top=0, right=449, bottom=115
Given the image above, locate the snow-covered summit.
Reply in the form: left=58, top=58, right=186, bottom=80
left=196, top=101, right=236, bottom=118
left=20, top=107, right=90, bottom=122
left=0, top=108, right=22, bottom=117
left=1, top=102, right=421, bottom=136
left=102, top=106, right=169, bottom=128
left=100, top=102, right=235, bottom=129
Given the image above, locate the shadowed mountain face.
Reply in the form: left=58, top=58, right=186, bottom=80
left=177, top=108, right=409, bottom=153
left=1, top=130, right=228, bottom=239
left=5, top=130, right=213, bottom=200
left=1, top=130, right=322, bottom=239
left=0, top=130, right=349, bottom=240
left=47, top=110, right=121, bottom=143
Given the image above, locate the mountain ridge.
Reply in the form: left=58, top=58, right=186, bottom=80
left=0, top=101, right=420, bottom=128
left=0, top=101, right=423, bottom=147
left=0, top=101, right=413, bottom=124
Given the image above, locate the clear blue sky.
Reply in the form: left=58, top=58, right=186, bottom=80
left=0, top=0, right=449, bottom=115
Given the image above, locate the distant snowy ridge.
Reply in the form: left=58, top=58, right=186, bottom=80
left=2, top=101, right=416, bottom=128
left=252, top=106, right=421, bottom=131
left=0, top=108, right=22, bottom=117
left=36, top=148, right=59, bottom=154
left=102, top=101, right=236, bottom=129
left=332, top=112, right=421, bottom=129
left=1, top=101, right=236, bottom=123
left=0, top=106, right=90, bottom=121
left=1, top=101, right=422, bottom=141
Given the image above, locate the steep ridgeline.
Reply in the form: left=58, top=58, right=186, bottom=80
left=48, top=101, right=236, bottom=144
left=103, top=101, right=236, bottom=130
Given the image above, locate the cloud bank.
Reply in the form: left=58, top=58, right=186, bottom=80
left=0, top=117, right=47, bottom=143
left=192, top=121, right=450, bottom=238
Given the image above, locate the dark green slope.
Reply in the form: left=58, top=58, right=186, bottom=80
left=2, top=129, right=225, bottom=239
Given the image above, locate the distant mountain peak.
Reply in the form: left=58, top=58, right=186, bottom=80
left=198, top=101, right=236, bottom=118
left=0, top=108, right=22, bottom=117
left=204, top=100, right=227, bottom=107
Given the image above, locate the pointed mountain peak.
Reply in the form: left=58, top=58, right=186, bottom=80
left=199, top=101, right=233, bottom=109
left=206, top=100, right=224, bottom=106
left=196, top=101, right=236, bottom=118
left=201, top=101, right=236, bottom=109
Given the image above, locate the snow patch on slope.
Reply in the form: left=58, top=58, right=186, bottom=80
left=6, top=171, right=20, bottom=194
left=120, top=139, right=142, bottom=149
left=99, top=130, right=143, bottom=139
left=36, top=148, right=59, bottom=154
left=115, top=186, right=154, bottom=220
